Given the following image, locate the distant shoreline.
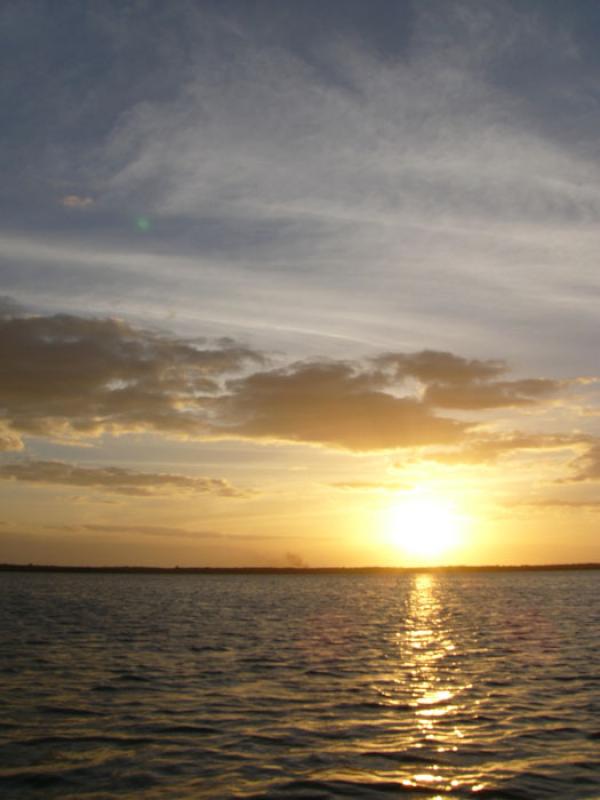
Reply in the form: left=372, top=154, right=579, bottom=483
left=1, top=563, right=598, bottom=575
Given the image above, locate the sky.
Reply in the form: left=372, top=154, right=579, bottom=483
left=2, top=0, right=600, bottom=567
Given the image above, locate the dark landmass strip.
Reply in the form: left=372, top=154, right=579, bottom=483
left=1, top=563, right=599, bottom=574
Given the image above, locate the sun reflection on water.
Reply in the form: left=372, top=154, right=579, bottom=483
left=398, top=573, right=486, bottom=794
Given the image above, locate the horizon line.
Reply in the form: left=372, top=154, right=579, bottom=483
left=1, top=562, right=599, bottom=574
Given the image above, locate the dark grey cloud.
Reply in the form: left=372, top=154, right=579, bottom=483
left=0, top=460, right=250, bottom=498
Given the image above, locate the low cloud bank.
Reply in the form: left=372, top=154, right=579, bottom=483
left=0, top=307, right=591, bottom=459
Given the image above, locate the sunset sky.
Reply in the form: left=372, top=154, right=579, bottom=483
left=2, top=0, right=600, bottom=567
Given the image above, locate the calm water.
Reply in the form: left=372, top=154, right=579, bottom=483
left=0, top=571, right=598, bottom=799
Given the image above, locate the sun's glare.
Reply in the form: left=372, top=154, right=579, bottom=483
left=386, top=489, right=464, bottom=561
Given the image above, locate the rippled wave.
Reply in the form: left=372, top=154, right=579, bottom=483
left=1, top=570, right=598, bottom=798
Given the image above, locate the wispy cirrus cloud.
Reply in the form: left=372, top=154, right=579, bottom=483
left=5, top=3, right=600, bottom=370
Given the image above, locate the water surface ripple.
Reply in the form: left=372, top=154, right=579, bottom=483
left=1, top=571, right=598, bottom=798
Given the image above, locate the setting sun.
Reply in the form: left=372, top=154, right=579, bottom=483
left=386, top=490, right=465, bottom=561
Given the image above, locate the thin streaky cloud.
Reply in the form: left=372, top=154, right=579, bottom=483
left=0, top=460, right=253, bottom=498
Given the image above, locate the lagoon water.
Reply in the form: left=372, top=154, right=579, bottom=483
left=0, top=570, right=599, bottom=799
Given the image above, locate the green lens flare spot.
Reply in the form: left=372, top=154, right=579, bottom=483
left=135, top=215, right=151, bottom=232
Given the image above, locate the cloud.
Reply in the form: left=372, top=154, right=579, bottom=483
left=0, top=423, right=23, bottom=452
left=0, top=310, right=263, bottom=442
left=6, top=2, right=600, bottom=379
left=0, top=296, right=26, bottom=319
left=101, top=3, right=600, bottom=234
left=563, top=443, right=600, bottom=482
left=0, top=460, right=250, bottom=497
left=212, top=352, right=576, bottom=451
left=61, top=195, right=94, bottom=209
left=329, top=480, right=408, bottom=492
left=81, top=524, right=223, bottom=538
left=374, top=350, right=507, bottom=385
left=420, top=433, right=585, bottom=465
left=57, top=523, right=290, bottom=541
left=2, top=309, right=470, bottom=453
left=513, top=498, right=600, bottom=511
left=217, top=360, right=468, bottom=451
left=0, top=307, right=588, bottom=453
left=423, top=378, right=564, bottom=410
left=375, top=350, right=565, bottom=410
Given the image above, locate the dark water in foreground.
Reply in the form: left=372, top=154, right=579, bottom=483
left=0, top=571, right=599, bottom=799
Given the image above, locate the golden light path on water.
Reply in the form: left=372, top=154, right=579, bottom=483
left=379, top=573, right=488, bottom=795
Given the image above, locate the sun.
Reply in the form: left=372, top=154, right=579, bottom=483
left=385, top=489, right=464, bottom=561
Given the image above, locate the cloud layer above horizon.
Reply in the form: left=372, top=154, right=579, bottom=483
left=1, top=305, right=598, bottom=482
left=0, top=306, right=588, bottom=455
